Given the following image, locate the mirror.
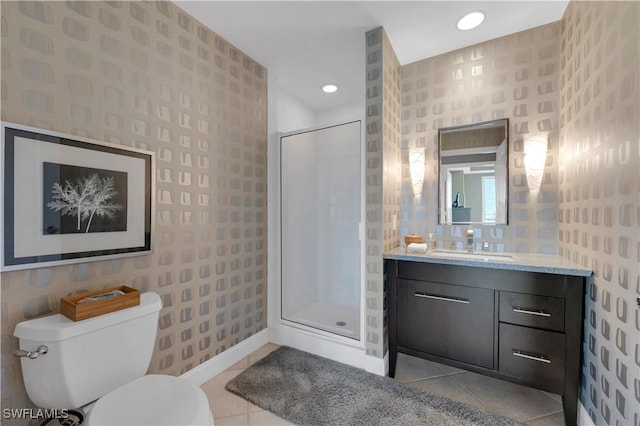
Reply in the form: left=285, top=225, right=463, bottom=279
left=438, top=119, right=509, bottom=225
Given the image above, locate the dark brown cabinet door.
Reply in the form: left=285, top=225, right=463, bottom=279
left=397, top=279, right=495, bottom=369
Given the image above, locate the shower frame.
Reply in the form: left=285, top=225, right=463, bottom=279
left=274, top=120, right=366, bottom=349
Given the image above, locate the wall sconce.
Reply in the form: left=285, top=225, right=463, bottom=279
left=524, top=136, right=548, bottom=192
left=409, top=148, right=425, bottom=198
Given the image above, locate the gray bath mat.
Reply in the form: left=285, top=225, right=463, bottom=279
left=225, top=346, right=522, bottom=425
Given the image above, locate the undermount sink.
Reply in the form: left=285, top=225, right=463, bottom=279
left=429, top=250, right=515, bottom=262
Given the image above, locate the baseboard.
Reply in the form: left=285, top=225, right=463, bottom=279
left=270, top=323, right=368, bottom=371
left=180, top=325, right=381, bottom=386
left=180, top=328, right=270, bottom=385
left=365, top=351, right=387, bottom=376
left=578, top=401, right=594, bottom=426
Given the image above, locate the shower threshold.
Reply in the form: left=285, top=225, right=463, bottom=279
left=285, top=302, right=360, bottom=340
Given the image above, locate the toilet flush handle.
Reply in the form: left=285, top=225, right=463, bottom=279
left=14, top=345, right=48, bottom=359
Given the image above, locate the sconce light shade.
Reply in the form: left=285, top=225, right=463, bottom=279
left=524, top=137, right=548, bottom=192
left=409, top=148, right=426, bottom=198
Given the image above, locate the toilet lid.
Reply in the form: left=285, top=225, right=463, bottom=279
left=87, top=375, right=212, bottom=426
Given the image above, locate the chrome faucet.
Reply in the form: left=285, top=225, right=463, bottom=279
left=466, top=228, right=474, bottom=253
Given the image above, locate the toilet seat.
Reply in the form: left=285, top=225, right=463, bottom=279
left=86, top=375, right=213, bottom=425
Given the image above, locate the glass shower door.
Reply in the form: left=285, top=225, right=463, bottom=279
left=280, top=121, right=361, bottom=340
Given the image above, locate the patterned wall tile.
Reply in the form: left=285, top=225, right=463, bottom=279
left=559, top=2, right=640, bottom=424
left=400, top=23, right=561, bottom=253
left=0, top=0, right=266, bottom=412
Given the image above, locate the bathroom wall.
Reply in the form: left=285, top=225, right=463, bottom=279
left=317, top=103, right=364, bottom=128
left=270, top=81, right=317, bottom=133
left=364, top=27, right=401, bottom=359
left=0, top=0, right=267, bottom=412
left=400, top=22, right=562, bottom=253
left=558, top=1, right=640, bottom=424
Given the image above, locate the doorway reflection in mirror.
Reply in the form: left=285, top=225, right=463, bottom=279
left=438, top=119, right=509, bottom=225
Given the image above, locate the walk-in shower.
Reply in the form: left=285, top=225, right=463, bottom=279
left=280, top=121, right=362, bottom=340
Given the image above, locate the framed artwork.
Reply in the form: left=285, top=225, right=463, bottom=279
left=1, top=122, right=154, bottom=271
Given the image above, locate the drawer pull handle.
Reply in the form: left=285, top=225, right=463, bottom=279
left=513, top=308, right=551, bottom=317
left=513, top=350, right=551, bottom=364
left=414, top=293, right=470, bottom=304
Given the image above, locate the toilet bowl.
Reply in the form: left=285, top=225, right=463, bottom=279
left=14, top=292, right=213, bottom=426
left=86, top=375, right=213, bottom=425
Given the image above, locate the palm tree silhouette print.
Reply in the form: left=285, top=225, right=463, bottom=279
left=47, top=174, right=123, bottom=233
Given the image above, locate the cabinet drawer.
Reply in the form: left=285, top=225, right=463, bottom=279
left=499, top=323, right=565, bottom=393
left=499, top=292, right=564, bottom=332
left=398, top=279, right=495, bottom=369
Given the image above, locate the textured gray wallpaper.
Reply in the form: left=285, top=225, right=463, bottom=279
left=0, top=0, right=267, bottom=413
left=558, top=2, right=640, bottom=424
left=364, top=27, right=384, bottom=358
left=400, top=23, right=561, bottom=253
left=381, top=29, right=401, bottom=357
left=367, top=21, right=564, bottom=362
left=364, top=27, right=401, bottom=358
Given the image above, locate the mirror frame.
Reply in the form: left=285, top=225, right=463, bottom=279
left=437, top=118, right=509, bottom=225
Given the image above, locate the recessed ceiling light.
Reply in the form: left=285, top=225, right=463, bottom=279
left=322, top=84, right=338, bottom=93
left=457, top=11, right=485, bottom=31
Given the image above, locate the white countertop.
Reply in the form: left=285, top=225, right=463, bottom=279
left=384, top=247, right=592, bottom=277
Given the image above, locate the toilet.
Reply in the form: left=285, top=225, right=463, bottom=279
left=13, top=292, right=213, bottom=425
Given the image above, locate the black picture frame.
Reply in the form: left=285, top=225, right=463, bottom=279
left=1, top=122, right=154, bottom=270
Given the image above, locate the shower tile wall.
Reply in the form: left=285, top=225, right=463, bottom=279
left=400, top=23, right=561, bottom=253
left=364, top=27, right=401, bottom=359
left=558, top=1, right=640, bottom=424
left=0, top=0, right=267, bottom=413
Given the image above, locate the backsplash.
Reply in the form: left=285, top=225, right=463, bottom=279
left=0, top=0, right=267, bottom=414
left=559, top=1, right=640, bottom=424
left=400, top=23, right=562, bottom=254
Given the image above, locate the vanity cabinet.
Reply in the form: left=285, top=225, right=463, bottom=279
left=386, top=259, right=586, bottom=426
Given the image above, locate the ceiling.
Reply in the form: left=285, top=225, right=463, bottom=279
left=174, top=1, right=569, bottom=113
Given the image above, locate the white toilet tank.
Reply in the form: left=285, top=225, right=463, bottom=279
left=14, top=292, right=162, bottom=409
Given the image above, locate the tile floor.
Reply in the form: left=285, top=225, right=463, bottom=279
left=200, top=344, right=565, bottom=426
